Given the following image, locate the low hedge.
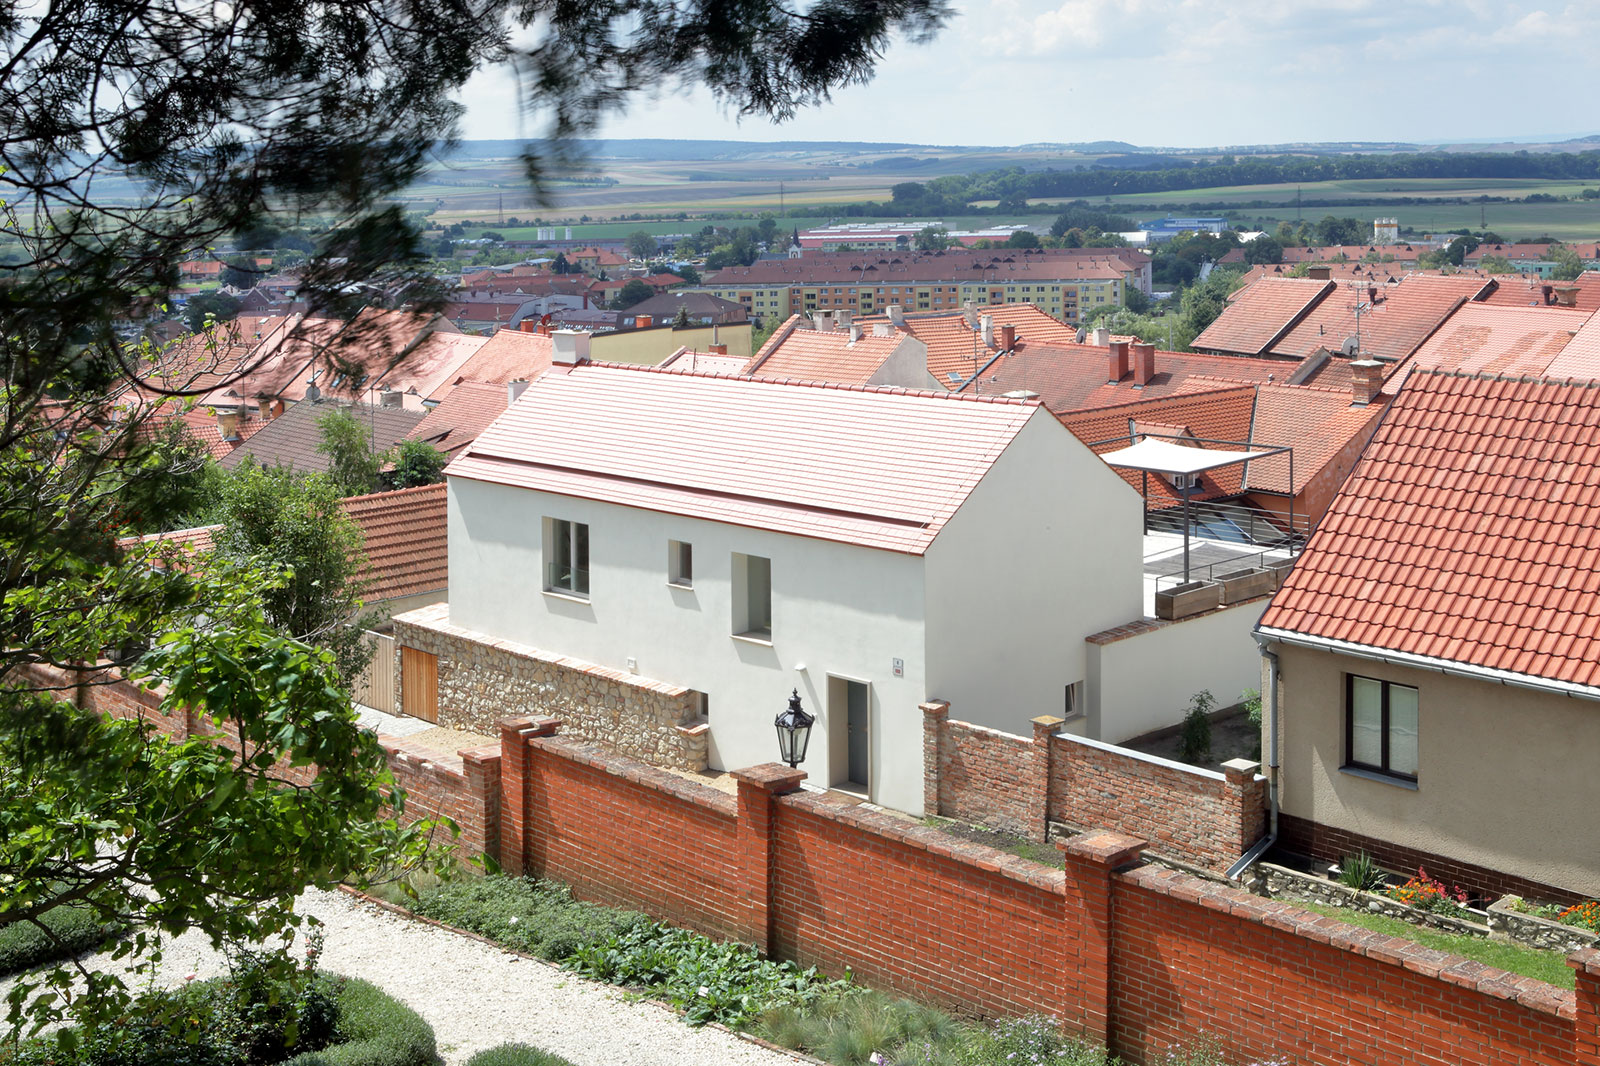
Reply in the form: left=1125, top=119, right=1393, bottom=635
left=279, top=977, right=436, bottom=1066
left=0, top=904, right=123, bottom=977
left=463, top=1045, right=576, bottom=1066
left=409, top=877, right=646, bottom=963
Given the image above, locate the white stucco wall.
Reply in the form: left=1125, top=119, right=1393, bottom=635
left=923, top=410, right=1144, bottom=736
left=447, top=477, right=930, bottom=813
left=1086, top=599, right=1267, bottom=744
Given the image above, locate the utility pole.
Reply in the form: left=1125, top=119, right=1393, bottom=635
left=498, top=193, right=504, bottom=226
left=779, top=181, right=785, bottom=216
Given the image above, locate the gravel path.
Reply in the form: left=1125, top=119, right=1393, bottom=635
left=3, top=890, right=805, bottom=1066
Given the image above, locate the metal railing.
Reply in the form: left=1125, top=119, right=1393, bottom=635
left=1149, top=549, right=1296, bottom=595
left=1144, top=497, right=1311, bottom=551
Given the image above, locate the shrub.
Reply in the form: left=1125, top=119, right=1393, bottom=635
left=0, top=904, right=123, bottom=977
left=1177, top=690, right=1214, bottom=765
left=1385, top=867, right=1473, bottom=919
left=957, top=1014, right=1112, bottom=1065
left=1336, top=851, right=1386, bottom=892
left=279, top=977, right=436, bottom=1066
left=569, top=922, right=850, bottom=1028
left=464, top=1045, right=577, bottom=1066
left=409, top=876, right=646, bottom=962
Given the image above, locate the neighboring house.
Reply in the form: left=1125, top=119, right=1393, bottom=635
left=1256, top=369, right=1600, bottom=900
left=218, top=400, right=425, bottom=475
left=404, top=381, right=510, bottom=460
left=400, top=359, right=1146, bottom=814
left=587, top=320, right=753, bottom=364
left=426, top=327, right=554, bottom=403
left=657, top=347, right=750, bottom=375
left=743, top=321, right=937, bottom=389
left=341, top=482, right=448, bottom=616
left=1190, top=277, right=1337, bottom=358
left=619, top=291, right=746, bottom=328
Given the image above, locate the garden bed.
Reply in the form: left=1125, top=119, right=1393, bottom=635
left=1488, top=896, right=1600, bottom=953
left=1258, top=861, right=1492, bottom=935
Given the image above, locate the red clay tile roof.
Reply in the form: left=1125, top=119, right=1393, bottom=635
left=406, top=381, right=510, bottom=458
left=1237, top=381, right=1388, bottom=496
left=218, top=401, right=427, bottom=475
left=973, top=341, right=1287, bottom=412
left=1058, top=386, right=1257, bottom=504
left=115, top=524, right=222, bottom=571
left=429, top=328, right=554, bottom=402
left=1260, top=370, right=1600, bottom=692
left=745, top=327, right=917, bottom=385
left=448, top=364, right=1042, bottom=555
left=1269, top=274, right=1491, bottom=362
left=1406, top=303, right=1588, bottom=377
left=1192, top=277, right=1334, bottom=356
left=876, top=304, right=1084, bottom=386
left=340, top=483, right=447, bottom=603
left=1478, top=272, right=1600, bottom=312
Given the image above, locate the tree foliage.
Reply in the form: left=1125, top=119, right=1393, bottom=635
left=612, top=279, right=656, bottom=310
left=389, top=439, right=448, bottom=489
left=315, top=409, right=385, bottom=497
left=625, top=231, right=659, bottom=259
left=207, top=465, right=377, bottom=684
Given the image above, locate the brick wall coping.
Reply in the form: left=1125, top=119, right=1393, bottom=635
left=530, top=734, right=737, bottom=818
left=1084, top=594, right=1272, bottom=646
left=1055, top=731, right=1228, bottom=784
left=778, top=788, right=1067, bottom=896
left=394, top=602, right=691, bottom=699
left=1120, top=863, right=1578, bottom=1021
left=942, top=717, right=1033, bottom=745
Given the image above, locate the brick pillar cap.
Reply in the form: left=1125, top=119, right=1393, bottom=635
left=730, top=763, right=808, bottom=794
left=1221, top=758, right=1262, bottom=782
left=500, top=715, right=561, bottom=737
left=1061, top=830, right=1147, bottom=867
left=920, top=700, right=950, bottom=718
left=459, top=744, right=503, bottom=765
left=1569, top=947, right=1600, bottom=976
left=1031, top=715, right=1066, bottom=729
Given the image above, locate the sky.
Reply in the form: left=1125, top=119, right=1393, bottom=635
left=458, top=0, right=1600, bottom=148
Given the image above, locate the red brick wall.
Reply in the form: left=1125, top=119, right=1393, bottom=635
left=1048, top=734, right=1265, bottom=872
left=924, top=705, right=1045, bottom=841
left=770, top=796, right=1076, bottom=1021
left=496, top=719, right=1591, bottom=1066
left=503, top=721, right=745, bottom=943
left=1110, top=864, right=1574, bottom=1066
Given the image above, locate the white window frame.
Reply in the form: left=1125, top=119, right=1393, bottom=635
left=543, top=517, right=590, bottom=599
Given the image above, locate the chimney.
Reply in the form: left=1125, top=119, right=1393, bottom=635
left=887, top=304, right=906, bottom=329
left=1108, top=340, right=1130, bottom=383
left=256, top=398, right=272, bottom=420
left=520, top=319, right=539, bottom=332
left=849, top=323, right=863, bottom=343
left=1132, top=342, right=1156, bottom=386
left=963, top=301, right=980, bottom=329
left=1555, top=285, right=1580, bottom=308
left=551, top=328, right=591, bottom=366
left=709, top=343, right=728, bottom=355
left=980, top=313, right=994, bottom=349
left=1542, top=284, right=1556, bottom=305
left=1367, top=284, right=1380, bottom=306
left=836, top=309, right=853, bottom=330
left=635, top=314, right=653, bottom=329
left=507, top=378, right=529, bottom=404
left=999, top=323, right=1017, bottom=351
left=872, top=323, right=893, bottom=337
left=380, top=389, right=403, bottom=409
left=216, top=409, right=241, bottom=442
left=811, top=311, right=832, bottom=332
left=1091, top=326, right=1110, bottom=347
left=1308, top=266, right=1332, bottom=280
left=1350, top=359, right=1384, bottom=405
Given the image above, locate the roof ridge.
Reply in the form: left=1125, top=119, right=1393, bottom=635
left=579, top=360, right=1038, bottom=405
left=1409, top=366, right=1600, bottom=389
left=342, top=481, right=448, bottom=506
left=1063, top=383, right=1257, bottom=417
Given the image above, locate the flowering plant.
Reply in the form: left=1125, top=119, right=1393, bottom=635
left=1385, top=867, right=1472, bottom=918
left=1559, top=901, right=1600, bottom=932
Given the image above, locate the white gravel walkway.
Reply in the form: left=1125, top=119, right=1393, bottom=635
left=3, top=889, right=805, bottom=1066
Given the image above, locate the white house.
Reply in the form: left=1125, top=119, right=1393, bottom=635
left=423, top=344, right=1145, bottom=814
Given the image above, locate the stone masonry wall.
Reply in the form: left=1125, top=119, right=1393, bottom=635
left=393, top=602, right=708, bottom=772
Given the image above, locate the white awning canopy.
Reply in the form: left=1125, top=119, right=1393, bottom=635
left=1099, top=437, right=1264, bottom=476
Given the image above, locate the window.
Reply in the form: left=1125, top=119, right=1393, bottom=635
left=1346, top=675, right=1418, bottom=780
left=668, top=540, right=693, bottom=587
left=1064, top=680, right=1084, bottom=719
left=543, top=517, right=589, bottom=597
left=732, top=552, right=772, bottom=640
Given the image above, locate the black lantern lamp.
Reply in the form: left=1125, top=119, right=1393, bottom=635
left=775, top=688, right=815, bottom=768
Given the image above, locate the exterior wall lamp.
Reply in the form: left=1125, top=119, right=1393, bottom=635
left=774, top=688, right=814, bottom=768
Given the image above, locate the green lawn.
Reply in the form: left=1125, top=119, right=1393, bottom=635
left=1296, top=902, right=1574, bottom=988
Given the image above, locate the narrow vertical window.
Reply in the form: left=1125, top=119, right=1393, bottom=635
left=544, top=517, right=589, bottom=598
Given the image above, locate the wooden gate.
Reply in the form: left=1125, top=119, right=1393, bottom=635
left=400, top=646, right=439, bottom=723
left=351, top=631, right=396, bottom=713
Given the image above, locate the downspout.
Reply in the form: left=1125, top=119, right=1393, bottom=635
left=1225, top=637, right=1280, bottom=881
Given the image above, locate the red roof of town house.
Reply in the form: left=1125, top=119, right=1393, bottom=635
left=1059, top=385, right=1258, bottom=504
left=1406, top=303, right=1588, bottom=377
left=405, top=380, right=510, bottom=458
left=1192, top=277, right=1335, bottom=356
left=1260, top=370, right=1600, bottom=693
left=1232, top=381, right=1389, bottom=497
left=115, top=524, right=223, bottom=572
left=1478, top=271, right=1600, bottom=312
left=970, top=340, right=1286, bottom=412
left=447, top=364, right=1042, bottom=555
left=1543, top=310, right=1600, bottom=381
left=428, top=328, right=554, bottom=403
left=340, top=482, right=448, bottom=603
left=1268, top=274, right=1492, bottom=363
left=1219, top=244, right=1426, bottom=266
left=744, top=327, right=920, bottom=385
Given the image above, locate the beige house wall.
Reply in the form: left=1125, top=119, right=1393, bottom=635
left=1274, top=641, right=1600, bottom=897
left=588, top=322, right=753, bottom=365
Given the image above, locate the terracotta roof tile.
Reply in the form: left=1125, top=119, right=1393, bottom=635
left=1269, top=274, right=1491, bottom=362
left=340, top=483, right=447, bottom=603
left=430, top=328, right=554, bottom=402
left=745, top=327, right=917, bottom=385
left=406, top=381, right=510, bottom=458
left=1478, top=272, right=1600, bottom=312
left=1193, top=277, right=1335, bottom=356
left=1261, top=369, right=1600, bottom=691
left=1407, top=303, right=1588, bottom=377
left=1058, top=386, right=1257, bottom=504
left=218, top=401, right=426, bottom=475
left=975, top=341, right=1285, bottom=412
left=448, top=364, right=1041, bottom=555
